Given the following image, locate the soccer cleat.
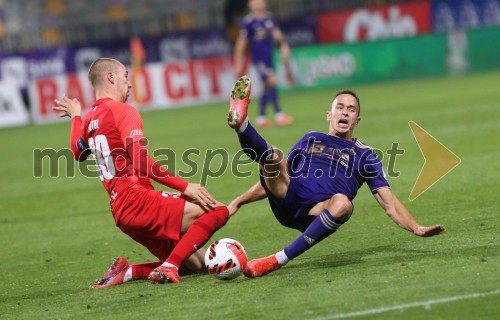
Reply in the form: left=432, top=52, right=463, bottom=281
left=91, top=257, right=129, bottom=289
left=256, top=118, right=272, bottom=128
left=275, top=113, right=293, bottom=126
left=243, top=254, right=281, bottom=278
left=227, top=75, right=252, bottom=130
left=148, top=266, right=180, bottom=284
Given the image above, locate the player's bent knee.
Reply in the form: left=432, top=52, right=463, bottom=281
left=327, top=194, right=353, bottom=223
left=256, top=145, right=282, bottom=165
left=260, top=147, right=285, bottom=173
left=271, top=146, right=284, bottom=162
left=212, top=206, right=229, bottom=229
left=245, top=144, right=279, bottom=165
left=213, top=200, right=225, bottom=207
left=181, top=205, right=229, bottom=234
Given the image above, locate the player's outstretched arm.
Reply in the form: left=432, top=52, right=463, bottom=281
left=272, top=27, right=294, bottom=85
left=125, top=140, right=217, bottom=210
left=228, top=182, right=267, bottom=216
left=373, top=187, right=445, bottom=237
left=53, top=96, right=90, bottom=162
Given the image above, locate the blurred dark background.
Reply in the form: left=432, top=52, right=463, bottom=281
left=0, top=0, right=418, bottom=53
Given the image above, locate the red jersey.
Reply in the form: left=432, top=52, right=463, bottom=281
left=70, top=98, right=188, bottom=211
left=81, top=98, right=151, bottom=199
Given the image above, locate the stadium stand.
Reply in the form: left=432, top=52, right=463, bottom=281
left=0, top=0, right=416, bottom=54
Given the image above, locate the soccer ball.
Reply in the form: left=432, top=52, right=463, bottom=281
left=205, top=238, right=247, bottom=280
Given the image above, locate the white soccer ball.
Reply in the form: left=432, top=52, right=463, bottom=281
left=205, top=238, right=248, bottom=280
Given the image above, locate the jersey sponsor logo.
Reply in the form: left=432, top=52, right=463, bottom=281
left=307, top=142, right=352, bottom=169
left=87, top=120, right=99, bottom=133
left=129, top=129, right=143, bottom=137
left=254, top=26, right=268, bottom=40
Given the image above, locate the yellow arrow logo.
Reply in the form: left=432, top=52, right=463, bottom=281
left=408, top=121, right=461, bottom=201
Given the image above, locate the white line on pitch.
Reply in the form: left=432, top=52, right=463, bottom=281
left=313, top=289, right=500, bottom=319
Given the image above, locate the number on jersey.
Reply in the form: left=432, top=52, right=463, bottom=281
left=88, top=134, right=116, bottom=181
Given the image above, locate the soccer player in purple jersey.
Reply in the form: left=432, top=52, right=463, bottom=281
left=227, top=75, right=446, bottom=278
left=234, top=0, right=294, bottom=128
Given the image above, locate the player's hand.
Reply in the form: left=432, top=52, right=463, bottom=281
left=184, top=183, right=217, bottom=211
left=227, top=198, right=241, bottom=217
left=53, top=96, right=82, bottom=118
left=413, top=225, right=446, bottom=237
left=281, top=44, right=291, bottom=61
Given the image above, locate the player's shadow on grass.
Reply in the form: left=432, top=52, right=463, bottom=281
left=287, top=245, right=430, bottom=271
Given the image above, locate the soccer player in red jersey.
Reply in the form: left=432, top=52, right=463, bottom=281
left=53, top=58, right=229, bottom=287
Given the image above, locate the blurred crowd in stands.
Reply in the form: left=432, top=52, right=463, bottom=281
left=0, top=0, right=415, bottom=54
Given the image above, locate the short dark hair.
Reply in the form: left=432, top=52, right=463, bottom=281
left=88, top=58, right=121, bottom=88
left=333, top=90, right=361, bottom=115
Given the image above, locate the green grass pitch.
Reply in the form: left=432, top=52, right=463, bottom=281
left=0, top=71, right=499, bottom=319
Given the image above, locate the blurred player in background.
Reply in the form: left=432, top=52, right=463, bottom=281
left=233, top=0, right=294, bottom=128
left=53, top=58, right=229, bottom=287
left=226, top=76, right=445, bottom=278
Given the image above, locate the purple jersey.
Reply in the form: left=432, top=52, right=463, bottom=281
left=286, top=131, right=389, bottom=206
left=240, top=13, right=279, bottom=69
left=261, top=131, right=389, bottom=231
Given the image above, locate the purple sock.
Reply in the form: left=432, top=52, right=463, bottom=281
left=284, top=209, right=343, bottom=260
left=268, top=86, right=282, bottom=113
left=237, top=122, right=273, bottom=164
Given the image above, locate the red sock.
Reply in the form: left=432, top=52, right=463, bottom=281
left=166, top=206, right=229, bottom=268
left=131, top=261, right=162, bottom=280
